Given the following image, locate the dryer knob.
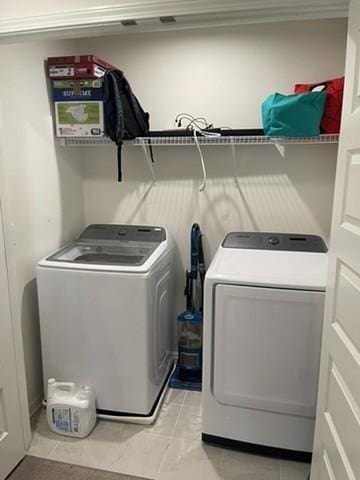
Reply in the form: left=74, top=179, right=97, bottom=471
left=268, top=236, right=280, bottom=246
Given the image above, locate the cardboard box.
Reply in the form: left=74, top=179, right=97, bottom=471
left=55, top=101, right=104, bottom=137
left=47, top=55, right=114, bottom=68
left=49, top=63, right=106, bottom=79
left=47, top=55, right=116, bottom=79
left=52, top=79, right=104, bottom=101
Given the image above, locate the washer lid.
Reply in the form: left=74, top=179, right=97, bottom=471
left=39, top=224, right=170, bottom=271
left=47, top=241, right=158, bottom=266
left=206, top=246, right=328, bottom=291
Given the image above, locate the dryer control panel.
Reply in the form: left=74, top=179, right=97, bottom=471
left=222, top=232, right=327, bottom=252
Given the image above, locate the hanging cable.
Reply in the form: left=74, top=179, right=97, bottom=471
left=193, top=129, right=207, bottom=192
left=175, top=113, right=210, bottom=130
left=174, top=113, right=222, bottom=136
left=174, top=113, right=223, bottom=192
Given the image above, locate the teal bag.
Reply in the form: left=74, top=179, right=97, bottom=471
left=261, top=91, right=327, bottom=137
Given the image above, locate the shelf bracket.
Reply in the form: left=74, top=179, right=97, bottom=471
left=230, top=144, right=259, bottom=230
left=272, top=140, right=286, bottom=158
left=230, top=144, right=241, bottom=189
left=141, top=143, right=157, bottom=183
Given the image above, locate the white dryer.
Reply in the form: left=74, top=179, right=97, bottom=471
left=37, top=224, right=175, bottom=422
left=202, top=232, right=328, bottom=459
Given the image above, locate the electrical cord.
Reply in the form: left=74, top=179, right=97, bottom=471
left=193, top=129, right=207, bottom=192
left=175, top=113, right=231, bottom=132
left=186, top=118, right=212, bottom=131
left=174, top=113, right=224, bottom=191
left=175, top=113, right=209, bottom=130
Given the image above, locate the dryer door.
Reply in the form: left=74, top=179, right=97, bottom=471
left=213, top=284, right=324, bottom=417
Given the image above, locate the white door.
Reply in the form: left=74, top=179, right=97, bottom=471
left=0, top=204, right=25, bottom=479
left=311, top=1, right=360, bottom=479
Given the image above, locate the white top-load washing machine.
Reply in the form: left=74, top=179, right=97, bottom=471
left=37, top=224, right=175, bottom=422
left=202, top=232, right=328, bottom=459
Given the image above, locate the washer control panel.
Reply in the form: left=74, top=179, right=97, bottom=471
left=79, top=224, right=166, bottom=243
left=222, top=232, right=327, bottom=252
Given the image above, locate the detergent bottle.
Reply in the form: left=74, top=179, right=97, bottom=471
left=46, top=378, right=97, bottom=438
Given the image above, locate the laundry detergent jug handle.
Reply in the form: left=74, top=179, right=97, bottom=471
left=54, top=382, right=76, bottom=393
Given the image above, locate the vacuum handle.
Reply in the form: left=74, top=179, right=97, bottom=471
left=191, top=223, right=201, bottom=275
left=184, top=270, right=193, bottom=311
left=190, top=223, right=205, bottom=311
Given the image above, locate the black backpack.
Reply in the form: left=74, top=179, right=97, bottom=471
left=103, top=69, right=150, bottom=181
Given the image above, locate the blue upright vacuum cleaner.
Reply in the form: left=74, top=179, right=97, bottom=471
left=170, top=223, right=205, bottom=391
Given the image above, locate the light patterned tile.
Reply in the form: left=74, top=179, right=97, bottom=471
left=158, top=437, right=223, bottom=480
left=110, top=431, right=170, bottom=479
left=280, top=459, right=310, bottom=480
left=47, top=420, right=126, bottom=470
left=28, top=409, right=60, bottom=458
left=164, top=389, right=187, bottom=406
left=126, top=403, right=181, bottom=437
left=30, top=408, right=48, bottom=432
left=27, top=430, right=60, bottom=458
left=30, top=407, right=45, bottom=431
left=184, top=391, right=202, bottom=408
left=172, top=405, right=202, bottom=441
left=220, top=449, right=280, bottom=480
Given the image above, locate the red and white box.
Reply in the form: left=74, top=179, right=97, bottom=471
left=47, top=55, right=116, bottom=79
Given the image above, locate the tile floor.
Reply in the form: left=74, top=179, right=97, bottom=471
left=29, top=389, right=311, bottom=480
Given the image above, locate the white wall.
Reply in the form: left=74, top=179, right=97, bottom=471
left=78, top=19, right=347, bottom=130
left=78, top=19, right=346, bottom=340
left=0, top=40, right=85, bottom=413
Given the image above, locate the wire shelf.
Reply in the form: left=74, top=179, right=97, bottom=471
left=58, top=134, right=339, bottom=147
left=133, top=134, right=339, bottom=146
left=58, top=137, right=114, bottom=146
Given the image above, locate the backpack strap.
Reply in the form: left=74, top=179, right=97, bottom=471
left=147, top=139, right=155, bottom=163
left=104, top=70, right=126, bottom=182
left=117, top=141, right=123, bottom=182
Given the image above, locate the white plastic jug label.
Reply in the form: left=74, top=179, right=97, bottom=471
left=72, top=409, right=81, bottom=433
left=52, top=407, right=71, bottom=433
left=51, top=407, right=83, bottom=434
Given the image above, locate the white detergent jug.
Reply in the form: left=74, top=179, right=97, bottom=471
left=46, top=378, right=97, bottom=438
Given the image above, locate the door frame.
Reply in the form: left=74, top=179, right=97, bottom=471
left=0, top=0, right=350, bottom=455
left=0, top=103, right=31, bottom=450
left=0, top=1, right=349, bottom=44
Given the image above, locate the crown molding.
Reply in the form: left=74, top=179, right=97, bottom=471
left=0, top=0, right=349, bottom=43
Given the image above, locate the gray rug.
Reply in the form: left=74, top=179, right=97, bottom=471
left=8, top=456, right=149, bottom=480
